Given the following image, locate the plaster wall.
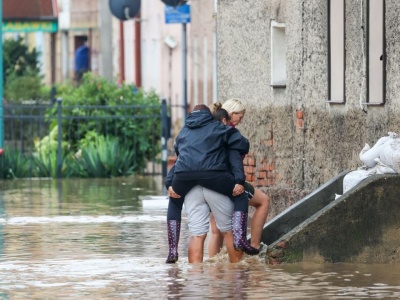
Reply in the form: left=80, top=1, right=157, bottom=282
left=217, top=0, right=400, bottom=215
left=188, top=0, right=217, bottom=107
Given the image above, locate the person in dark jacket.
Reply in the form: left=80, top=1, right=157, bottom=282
left=165, top=104, right=259, bottom=264
left=74, top=38, right=90, bottom=84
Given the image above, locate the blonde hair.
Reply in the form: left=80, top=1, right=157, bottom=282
left=222, top=98, right=246, bottom=114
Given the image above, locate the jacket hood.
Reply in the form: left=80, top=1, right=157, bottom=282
left=185, top=110, right=215, bottom=129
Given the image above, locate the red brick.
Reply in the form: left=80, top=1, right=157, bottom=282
left=257, top=179, right=267, bottom=187
left=257, top=171, right=267, bottom=179
left=244, top=166, right=256, bottom=174
left=296, top=119, right=304, bottom=128
left=246, top=174, right=255, bottom=182
left=247, top=157, right=256, bottom=166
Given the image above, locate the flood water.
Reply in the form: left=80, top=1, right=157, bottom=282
left=0, top=177, right=400, bottom=299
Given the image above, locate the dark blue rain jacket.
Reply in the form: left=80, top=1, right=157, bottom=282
left=165, top=109, right=249, bottom=188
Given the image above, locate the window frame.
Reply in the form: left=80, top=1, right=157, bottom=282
left=270, top=20, right=287, bottom=88
left=366, top=0, right=386, bottom=105
left=327, top=0, right=346, bottom=104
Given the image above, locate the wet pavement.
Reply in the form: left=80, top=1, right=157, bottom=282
left=0, top=177, right=400, bottom=299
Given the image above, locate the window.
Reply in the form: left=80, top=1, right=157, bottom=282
left=328, top=0, right=345, bottom=103
left=271, top=21, right=286, bottom=87
left=367, top=0, right=385, bottom=104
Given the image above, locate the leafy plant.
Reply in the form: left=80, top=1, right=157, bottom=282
left=34, top=125, right=69, bottom=156
left=31, top=150, right=59, bottom=178
left=73, top=134, right=136, bottom=178
left=0, top=147, right=31, bottom=179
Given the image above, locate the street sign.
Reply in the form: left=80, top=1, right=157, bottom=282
left=3, top=20, right=58, bottom=32
left=165, top=4, right=190, bottom=24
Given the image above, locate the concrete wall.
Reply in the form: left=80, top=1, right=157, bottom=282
left=217, top=0, right=400, bottom=216
left=265, top=175, right=400, bottom=264
left=189, top=0, right=218, bottom=108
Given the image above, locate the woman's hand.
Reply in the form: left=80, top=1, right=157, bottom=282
left=232, top=184, right=244, bottom=196
left=168, top=186, right=181, bottom=198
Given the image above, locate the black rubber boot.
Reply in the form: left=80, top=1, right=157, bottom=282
left=232, top=211, right=259, bottom=255
left=166, top=220, right=181, bottom=263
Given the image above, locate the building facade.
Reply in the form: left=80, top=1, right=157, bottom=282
left=216, top=0, right=398, bottom=215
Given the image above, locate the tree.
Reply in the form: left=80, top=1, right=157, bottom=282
left=3, top=36, right=44, bottom=101
left=3, top=36, right=40, bottom=80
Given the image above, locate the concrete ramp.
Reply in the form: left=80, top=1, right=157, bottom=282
left=263, top=173, right=400, bottom=264
left=260, top=170, right=349, bottom=245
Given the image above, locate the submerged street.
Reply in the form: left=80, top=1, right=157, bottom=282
left=0, top=177, right=399, bottom=299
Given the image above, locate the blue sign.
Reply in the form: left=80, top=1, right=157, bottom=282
left=165, top=4, right=191, bottom=24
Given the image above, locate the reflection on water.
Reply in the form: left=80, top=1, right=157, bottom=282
left=0, top=177, right=400, bottom=299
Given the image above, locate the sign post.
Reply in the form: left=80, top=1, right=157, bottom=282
left=165, top=4, right=190, bottom=119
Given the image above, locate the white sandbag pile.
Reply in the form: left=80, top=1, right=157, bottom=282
left=339, top=132, right=399, bottom=196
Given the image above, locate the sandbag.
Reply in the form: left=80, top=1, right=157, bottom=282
left=380, top=138, right=400, bottom=173
left=343, top=169, right=371, bottom=194
left=373, top=158, right=397, bottom=174
left=359, top=134, right=395, bottom=168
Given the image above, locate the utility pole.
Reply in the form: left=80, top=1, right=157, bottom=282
left=182, top=22, right=187, bottom=118
left=0, top=0, right=3, bottom=150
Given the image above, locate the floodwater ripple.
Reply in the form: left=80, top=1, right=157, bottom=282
left=0, top=178, right=400, bottom=299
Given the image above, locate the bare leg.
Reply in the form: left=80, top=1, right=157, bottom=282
left=188, top=234, right=207, bottom=263
left=208, top=213, right=224, bottom=257
left=248, top=188, right=270, bottom=248
left=222, top=231, right=243, bottom=263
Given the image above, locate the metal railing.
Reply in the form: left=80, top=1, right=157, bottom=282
left=1, top=99, right=172, bottom=179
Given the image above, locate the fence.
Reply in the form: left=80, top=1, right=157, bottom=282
left=1, top=99, right=172, bottom=179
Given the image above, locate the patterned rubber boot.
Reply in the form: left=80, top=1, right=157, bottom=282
left=166, top=220, right=181, bottom=263
left=232, top=211, right=260, bottom=255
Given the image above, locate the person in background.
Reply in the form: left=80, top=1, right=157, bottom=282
left=74, top=37, right=90, bottom=84
left=165, top=104, right=259, bottom=264
left=184, top=185, right=242, bottom=263
left=208, top=99, right=270, bottom=257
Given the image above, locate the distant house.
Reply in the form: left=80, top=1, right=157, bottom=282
left=216, top=0, right=396, bottom=213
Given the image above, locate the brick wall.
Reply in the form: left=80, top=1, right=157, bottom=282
left=243, top=123, right=279, bottom=188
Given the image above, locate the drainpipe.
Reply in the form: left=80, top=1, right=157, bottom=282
left=119, top=21, right=125, bottom=82
left=134, top=13, right=142, bottom=88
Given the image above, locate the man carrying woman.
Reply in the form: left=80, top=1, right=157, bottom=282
left=208, top=99, right=270, bottom=256
left=165, top=104, right=259, bottom=263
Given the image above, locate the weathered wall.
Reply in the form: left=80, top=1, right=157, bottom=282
left=217, top=0, right=400, bottom=217
left=189, top=0, right=217, bottom=108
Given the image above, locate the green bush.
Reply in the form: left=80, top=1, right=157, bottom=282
left=48, top=73, right=161, bottom=168
left=1, top=72, right=162, bottom=179
left=5, top=71, right=43, bottom=101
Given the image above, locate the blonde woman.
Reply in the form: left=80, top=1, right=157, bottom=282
left=208, top=99, right=270, bottom=256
